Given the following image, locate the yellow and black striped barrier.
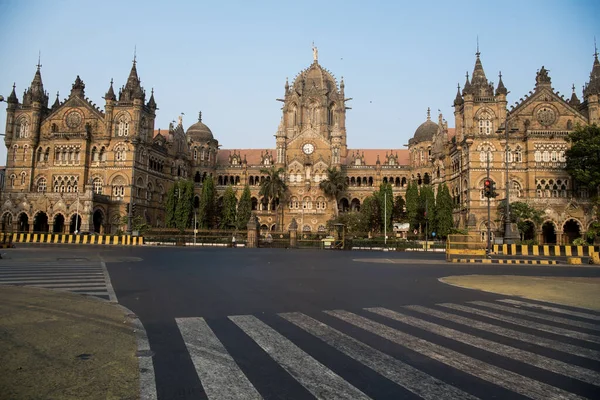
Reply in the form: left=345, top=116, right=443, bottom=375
left=491, top=244, right=597, bottom=257
left=451, top=258, right=559, bottom=265
left=0, top=232, right=144, bottom=246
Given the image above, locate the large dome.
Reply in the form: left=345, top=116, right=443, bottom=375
left=186, top=112, right=213, bottom=142
left=411, top=110, right=438, bottom=144
left=292, top=61, right=338, bottom=93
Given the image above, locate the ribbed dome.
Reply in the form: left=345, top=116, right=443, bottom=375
left=412, top=109, right=438, bottom=143
left=292, top=62, right=338, bottom=92
left=186, top=112, right=213, bottom=141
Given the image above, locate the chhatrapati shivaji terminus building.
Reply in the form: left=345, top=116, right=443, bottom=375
left=2, top=46, right=600, bottom=243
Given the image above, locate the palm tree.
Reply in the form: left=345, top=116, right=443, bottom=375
left=319, top=167, right=348, bottom=216
left=259, top=167, right=288, bottom=230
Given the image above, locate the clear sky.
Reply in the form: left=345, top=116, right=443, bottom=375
left=0, top=0, right=598, bottom=165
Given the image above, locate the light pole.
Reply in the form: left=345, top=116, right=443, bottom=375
left=75, top=191, right=80, bottom=234
left=503, top=112, right=519, bottom=244
left=486, top=149, right=491, bottom=255
left=384, top=191, right=387, bottom=247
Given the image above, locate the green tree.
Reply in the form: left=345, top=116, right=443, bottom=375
left=198, top=176, right=216, bottom=229
left=418, top=185, right=435, bottom=234
left=360, top=195, right=380, bottom=233
left=405, top=181, right=419, bottom=230
left=220, top=185, right=238, bottom=229
left=434, top=183, right=454, bottom=239
left=497, top=200, right=543, bottom=239
left=319, top=167, right=348, bottom=216
left=392, top=195, right=407, bottom=222
left=376, top=182, right=393, bottom=233
left=565, top=124, right=600, bottom=191
left=326, top=211, right=362, bottom=235
left=166, top=180, right=194, bottom=230
left=121, top=215, right=150, bottom=235
left=259, top=167, right=288, bottom=229
left=236, top=185, right=252, bottom=230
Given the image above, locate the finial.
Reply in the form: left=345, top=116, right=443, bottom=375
left=13, top=82, right=16, bottom=90
left=457, top=83, right=461, bottom=90
left=499, top=71, right=502, bottom=80
left=312, top=41, right=318, bottom=62
left=56, top=91, right=59, bottom=98
left=151, top=87, right=154, bottom=95
left=476, top=36, right=480, bottom=57
left=466, top=71, right=469, bottom=80
left=595, top=37, right=598, bottom=60
left=198, top=111, right=202, bottom=122
left=572, top=84, right=576, bottom=93
left=37, top=50, right=42, bottom=70
left=426, top=107, right=431, bottom=121
left=133, top=45, right=137, bottom=65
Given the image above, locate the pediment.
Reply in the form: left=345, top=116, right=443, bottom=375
left=510, top=87, right=586, bottom=125
left=287, top=126, right=331, bottom=148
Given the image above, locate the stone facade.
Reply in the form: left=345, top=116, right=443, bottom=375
left=2, top=48, right=600, bottom=243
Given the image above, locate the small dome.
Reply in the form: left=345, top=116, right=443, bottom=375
left=292, top=62, right=338, bottom=93
left=412, top=109, right=438, bottom=143
left=186, top=112, right=213, bottom=142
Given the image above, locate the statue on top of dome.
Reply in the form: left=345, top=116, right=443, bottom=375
left=312, top=42, right=318, bottom=62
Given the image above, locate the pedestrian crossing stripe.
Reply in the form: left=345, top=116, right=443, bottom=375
left=0, top=261, right=116, bottom=301
left=175, top=299, right=600, bottom=400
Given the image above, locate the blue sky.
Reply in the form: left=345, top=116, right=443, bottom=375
left=0, top=0, right=598, bottom=165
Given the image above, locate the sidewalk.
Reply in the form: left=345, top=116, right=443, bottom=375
left=0, top=285, right=139, bottom=400
left=440, top=275, right=600, bottom=311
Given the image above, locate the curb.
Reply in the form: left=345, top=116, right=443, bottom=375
left=450, top=259, right=559, bottom=265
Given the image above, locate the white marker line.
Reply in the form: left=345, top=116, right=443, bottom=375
left=176, top=317, right=262, bottom=400
left=0, top=273, right=104, bottom=279
left=326, top=310, right=583, bottom=400
left=497, top=299, right=600, bottom=322
left=280, top=312, right=477, bottom=400
left=229, top=314, right=371, bottom=400
left=368, top=307, right=600, bottom=387
left=439, top=303, right=600, bottom=344
left=99, top=258, right=117, bottom=303
left=471, top=301, right=600, bottom=332
left=72, top=291, right=110, bottom=296
left=7, top=283, right=108, bottom=289
left=0, top=278, right=106, bottom=284
left=405, top=305, right=600, bottom=361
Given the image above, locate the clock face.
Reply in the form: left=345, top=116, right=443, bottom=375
left=302, top=143, right=315, bottom=155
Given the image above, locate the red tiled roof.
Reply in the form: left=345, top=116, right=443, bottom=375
left=346, top=149, right=410, bottom=166
left=447, top=128, right=456, bottom=140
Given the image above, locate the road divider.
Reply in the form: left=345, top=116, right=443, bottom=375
left=0, top=232, right=144, bottom=246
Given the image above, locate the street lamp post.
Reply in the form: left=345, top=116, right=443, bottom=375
left=503, top=112, right=519, bottom=244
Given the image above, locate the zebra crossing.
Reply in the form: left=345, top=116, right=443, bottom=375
left=171, top=298, right=600, bottom=399
left=0, top=258, right=116, bottom=301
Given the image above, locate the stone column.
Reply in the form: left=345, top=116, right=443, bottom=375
left=246, top=213, right=259, bottom=248
left=289, top=218, right=298, bottom=248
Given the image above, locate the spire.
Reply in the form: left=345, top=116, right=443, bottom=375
left=340, top=76, right=345, bottom=89
left=119, top=56, right=145, bottom=102
left=105, top=78, right=116, bottom=101
left=285, top=77, right=289, bottom=92
left=470, top=46, right=493, bottom=96
left=7, top=83, right=18, bottom=104
left=69, top=75, right=85, bottom=98
left=147, top=87, right=157, bottom=109
left=28, top=58, right=47, bottom=104
left=52, top=91, right=60, bottom=109
left=569, top=83, right=581, bottom=106
left=454, top=83, right=464, bottom=106
left=495, top=71, right=507, bottom=95
left=426, top=107, right=431, bottom=121
left=462, top=72, right=473, bottom=95
left=198, top=111, right=202, bottom=122
left=583, top=38, right=600, bottom=97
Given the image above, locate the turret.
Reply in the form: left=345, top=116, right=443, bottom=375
left=583, top=42, right=600, bottom=124
left=69, top=76, right=86, bottom=99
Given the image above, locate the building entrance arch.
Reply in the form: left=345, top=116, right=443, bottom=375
left=53, top=214, right=65, bottom=233
left=93, top=210, right=104, bottom=233
left=563, top=219, right=581, bottom=244
left=33, top=211, right=49, bottom=232
left=521, top=221, right=536, bottom=241
left=69, top=214, right=82, bottom=234
left=542, top=221, right=556, bottom=244
left=1, top=213, right=13, bottom=232
left=18, top=213, right=29, bottom=233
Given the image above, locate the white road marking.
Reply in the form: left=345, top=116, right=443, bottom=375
left=439, top=303, right=600, bottom=344
left=326, top=310, right=584, bottom=400
left=405, top=304, right=600, bottom=361
left=368, top=307, right=600, bottom=387
left=229, top=314, right=371, bottom=400
left=0, top=278, right=106, bottom=284
left=176, top=317, right=262, bottom=400
left=471, top=301, right=600, bottom=332
left=280, top=312, right=478, bottom=400
left=497, top=299, right=600, bottom=321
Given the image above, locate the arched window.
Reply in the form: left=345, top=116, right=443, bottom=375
left=117, top=115, right=130, bottom=136
left=18, top=119, right=30, bottom=138
left=511, top=181, right=522, bottom=198
left=194, top=148, right=198, bottom=160
left=9, top=174, right=15, bottom=188
left=112, top=176, right=125, bottom=198
left=115, top=144, right=127, bottom=161
left=37, top=147, right=43, bottom=162
left=37, top=177, right=47, bottom=193
left=93, top=177, right=103, bottom=194
left=514, top=146, right=522, bottom=162
left=478, top=111, right=493, bottom=135
left=12, top=145, right=18, bottom=161
left=20, top=172, right=26, bottom=185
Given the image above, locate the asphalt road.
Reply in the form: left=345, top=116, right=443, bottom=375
left=101, top=247, right=600, bottom=400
